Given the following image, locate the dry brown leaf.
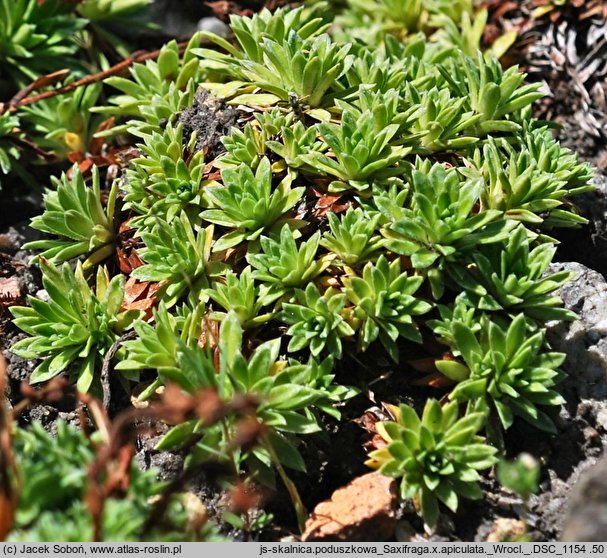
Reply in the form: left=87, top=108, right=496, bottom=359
left=89, top=118, right=115, bottom=156
left=125, top=298, right=156, bottom=316
left=116, top=220, right=144, bottom=274
left=120, top=277, right=158, bottom=320
left=407, top=357, right=439, bottom=374
left=199, top=315, right=220, bottom=370
left=308, top=187, right=352, bottom=218
left=123, top=276, right=149, bottom=304
left=357, top=405, right=397, bottom=452
left=491, top=1, right=518, bottom=21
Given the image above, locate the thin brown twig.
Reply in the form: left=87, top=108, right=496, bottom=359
left=11, top=135, right=57, bottom=162
left=0, top=37, right=208, bottom=116
left=79, top=391, right=112, bottom=444
left=7, top=69, right=71, bottom=110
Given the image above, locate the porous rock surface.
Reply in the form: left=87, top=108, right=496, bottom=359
left=540, top=262, right=607, bottom=539
left=562, top=458, right=607, bottom=541
left=302, top=472, right=397, bottom=542
left=546, top=261, right=607, bottom=406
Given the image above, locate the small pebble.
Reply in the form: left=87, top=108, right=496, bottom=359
left=197, top=17, right=230, bottom=37
left=35, top=289, right=49, bottom=301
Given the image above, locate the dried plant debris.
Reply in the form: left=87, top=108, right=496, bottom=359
left=487, top=0, right=607, bottom=158
left=178, top=89, right=240, bottom=159
left=2, top=374, right=233, bottom=542
left=524, top=7, right=607, bottom=137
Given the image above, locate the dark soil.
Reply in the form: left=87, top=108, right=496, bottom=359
left=178, top=89, right=240, bottom=160
left=0, top=223, right=43, bottom=389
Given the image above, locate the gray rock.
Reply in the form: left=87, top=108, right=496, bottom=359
left=562, top=458, right=607, bottom=541
left=546, top=262, right=607, bottom=402
left=197, top=17, right=230, bottom=37
left=158, top=13, right=198, bottom=38
left=149, top=0, right=210, bottom=38
left=536, top=262, right=607, bottom=539
left=35, top=289, right=49, bottom=302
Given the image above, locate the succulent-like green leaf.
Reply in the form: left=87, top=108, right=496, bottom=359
left=449, top=225, right=578, bottom=321
left=11, top=261, right=141, bottom=392
left=344, top=255, right=432, bottom=361
left=202, top=157, right=304, bottom=250
left=247, top=225, right=331, bottom=304
left=367, top=399, right=496, bottom=528
left=279, top=284, right=355, bottom=358
left=25, top=165, right=116, bottom=269
left=441, top=314, right=566, bottom=433
left=131, top=212, right=226, bottom=307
